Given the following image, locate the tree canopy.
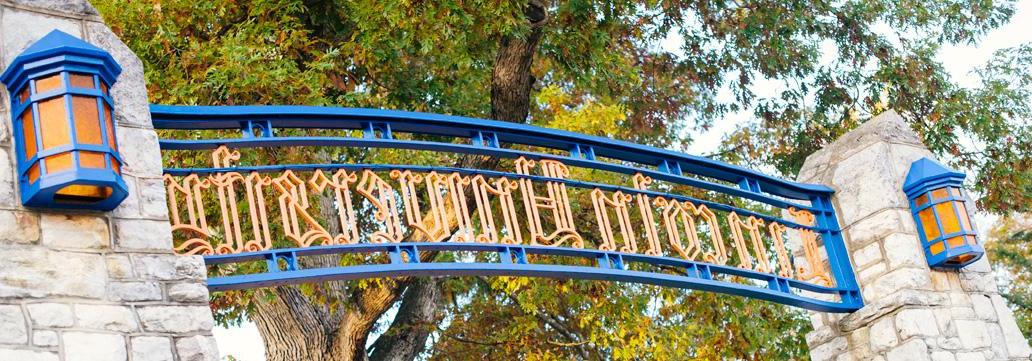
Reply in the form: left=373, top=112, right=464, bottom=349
left=93, top=0, right=1031, bottom=359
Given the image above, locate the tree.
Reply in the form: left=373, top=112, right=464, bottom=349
left=986, top=214, right=1032, bottom=333
left=92, top=0, right=1025, bottom=359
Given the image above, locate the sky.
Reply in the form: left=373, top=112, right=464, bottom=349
left=215, top=2, right=1032, bottom=359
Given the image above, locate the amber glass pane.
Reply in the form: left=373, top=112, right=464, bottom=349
left=19, top=87, right=29, bottom=103
left=79, top=151, right=106, bottom=168
left=953, top=254, right=976, bottom=264
left=27, top=163, right=40, bottom=183
left=55, top=184, right=111, bottom=203
left=930, top=188, right=949, bottom=200
left=69, top=73, right=95, bottom=89
left=966, top=235, right=978, bottom=245
left=950, top=187, right=962, bottom=197
left=44, top=153, right=74, bottom=174
left=936, top=202, right=961, bottom=234
left=915, top=194, right=930, bottom=207
left=947, top=236, right=965, bottom=249
left=918, top=208, right=940, bottom=239
left=110, top=158, right=120, bottom=174
left=38, top=98, right=69, bottom=150
left=100, top=81, right=108, bottom=95
left=71, top=96, right=103, bottom=145
left=929, top=241, right=945, bottom=255
left=34, top=74, right=62, bottom=93
left=103, top=104, right=116, bottom=150
left=21, top=110, right=37, bottom=160
left=955, top=201, right=972, bottom=230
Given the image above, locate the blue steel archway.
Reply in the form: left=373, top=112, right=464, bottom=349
left=151, top=104, right=862, bottom=313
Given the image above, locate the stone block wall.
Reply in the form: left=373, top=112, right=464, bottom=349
left=0, top=1, right=219, bottom=360
left=801, top=110, right=1031, bottom=361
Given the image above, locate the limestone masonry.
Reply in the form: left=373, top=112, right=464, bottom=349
left=0, top=1, right=219, bottom=360
left=799, top=111, right=1031, bottom=361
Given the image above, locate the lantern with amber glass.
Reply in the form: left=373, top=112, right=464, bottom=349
left=902, top=157, right=983, bottom=269
left=0, top=30, right=127, bottom=210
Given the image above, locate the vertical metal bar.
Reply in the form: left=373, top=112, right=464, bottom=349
left=265, top=253, right=280, bottom=272
left=513, top=247, right=527, bottom=264
left=498, top=247, right=513, bottom=264
left=388, top=246, right=403, bottom=264
left=812, top=195, right=862, bottom=307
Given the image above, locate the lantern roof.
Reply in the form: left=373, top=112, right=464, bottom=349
left=902, top=157, right=966, bottom=197
left=0, top=30, right=121, bottom=89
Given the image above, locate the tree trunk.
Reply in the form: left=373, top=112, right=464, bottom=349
left=251, top=1, right=548, bottom=359
left=490, top=0, right=547, bottom=123
left=368, top=278, right=442, bottom=361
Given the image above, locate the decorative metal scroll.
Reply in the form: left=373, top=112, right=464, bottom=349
left=168, top=146, right=834, bottom=285
left=152, top=105, right=862, bottom=313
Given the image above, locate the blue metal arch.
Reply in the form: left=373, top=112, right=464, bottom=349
left=151, top=104, right=863, bottom=313
left=205, top=243, right=859, bottom=313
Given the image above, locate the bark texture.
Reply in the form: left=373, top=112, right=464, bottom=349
left=251, top=1, right=549, bottom=360
left=368, top=278, right=442, bottom=361
left=490, top=0, right=547, bottom=123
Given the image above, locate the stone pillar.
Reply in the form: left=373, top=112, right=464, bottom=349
left=0, top=1, right=219, bottom=360
left=801, top=110, right=1031, bottom=361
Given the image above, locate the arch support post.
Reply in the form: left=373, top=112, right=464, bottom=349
left=0, top=1, right=218, bottom=360
left=800, top=110, right=1030, bottom=360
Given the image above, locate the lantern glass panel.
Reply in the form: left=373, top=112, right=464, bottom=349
left=45, top=153, right=74, bottom=174
left=80, top=151, right=106, bottom=168
left=936, top=201, right=961, bottom=234
left=55, top=184, right=112, bottom=203
left=956, top=201, right=972, bottom=230
left=947, top=236, right=965, bottom=249
left=27, top=163, right=40, bottom=183
left=915, top=194, right=930, bottom=207
left=931, top=188, right=949, bottom=200
left=918, top=208, right=940, bottom=239
left=38, top=97, right=69, bottom=150
left=21, top=109, right=36, bottom=160
left=35, top=74, right=62, bottom=93
left=930, top=241, right=945, bottom=255
left=103, top=103, right=116, bottom=151
left=68, top=73, right=94, bottom=89
left=71, top=96, right=103, bottom=145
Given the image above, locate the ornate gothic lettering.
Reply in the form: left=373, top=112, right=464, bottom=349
left=632, top=174, right=662, bottom=256
left=165, top=173, right=213, bottom=255
left=514, top=157, right=583, bottom=248
left=590, top=189, right=637, bottom=253
left=790, top=208, right=832, bottom=286
left=470, top=175, right=521, bottom=244
left=308, top=169, right=360, bottom=244
left=767, top=222, right=796, bottom=279
left=728, top=213, right=770, bottom=273
left=272, top=170, right=333, bottom=247
left=356, top=170, right=403, bottom=243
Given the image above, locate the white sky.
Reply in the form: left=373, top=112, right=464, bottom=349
left=215, top=2, right=1032, bottom=359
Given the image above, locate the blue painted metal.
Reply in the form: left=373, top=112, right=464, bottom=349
left=903, top=158, right=983, bottom=268
left=149, top=105, right=833, bottom=201
left=1, top=30, right=127, bottom=210
left=204, top=243, right=858, bottom=313
left=151, top=104, right=863, bottom=312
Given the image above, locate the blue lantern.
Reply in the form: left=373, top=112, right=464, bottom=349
left=902, top=157, right=983, bottom=268
left=0, top=30, right=127, bottom=210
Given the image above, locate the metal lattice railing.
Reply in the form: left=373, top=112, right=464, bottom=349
left=152, top=104, right=862, bottom=312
